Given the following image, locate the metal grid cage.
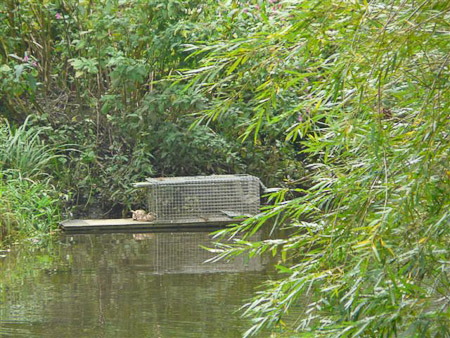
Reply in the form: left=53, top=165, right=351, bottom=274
left=135, top=175, right=261, bottom=222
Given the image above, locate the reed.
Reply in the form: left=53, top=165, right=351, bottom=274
left=0, top=118, right=61, bottom=246
left=0, top=116, right=60, bottom=179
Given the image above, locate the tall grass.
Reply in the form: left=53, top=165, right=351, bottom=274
left=0, top=171, right=60, bottom=245
left=0, top=117, right=60, bottom=179
left=0, top=118, right=61, bottom=246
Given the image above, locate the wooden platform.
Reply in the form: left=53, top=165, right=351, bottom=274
left=60, top=217, right=238, bottom=232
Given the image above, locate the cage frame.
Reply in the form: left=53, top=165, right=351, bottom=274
left=133, top=174, right=262, bottom=223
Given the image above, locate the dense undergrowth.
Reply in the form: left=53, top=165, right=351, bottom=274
left=0, top=0, right=300, bottom=218
left=0, top=118, right=61, bottom=246
left=0, top=0, right=449, bottom=337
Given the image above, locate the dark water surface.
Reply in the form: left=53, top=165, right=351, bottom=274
left=0, top=231, right=273, bottom=337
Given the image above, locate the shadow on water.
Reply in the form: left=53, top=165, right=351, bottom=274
left=0, top=229, right=275, bottom=338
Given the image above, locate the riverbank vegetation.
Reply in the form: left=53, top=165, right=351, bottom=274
left=1, top=0, right=300, bottom=217
left=1, top=0, right=449, bottom=336
left=0, top=118, right=61, bottom=245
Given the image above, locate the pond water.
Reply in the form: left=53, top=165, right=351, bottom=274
left=0, top=230, right=276, bottom=337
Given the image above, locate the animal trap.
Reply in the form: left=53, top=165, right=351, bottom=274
left=133, top=175, right=263, bottom=223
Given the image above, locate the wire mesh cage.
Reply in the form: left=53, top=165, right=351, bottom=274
left=134, top=175, right=261, bottom=222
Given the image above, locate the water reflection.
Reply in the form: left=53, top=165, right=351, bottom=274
left=0, top=231, right=270, bottom=338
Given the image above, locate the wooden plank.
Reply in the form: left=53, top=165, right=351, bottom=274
left=60, top=217, right=240, bottom=232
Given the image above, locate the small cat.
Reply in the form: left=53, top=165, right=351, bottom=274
left=131, top=209, right=156, bottom=222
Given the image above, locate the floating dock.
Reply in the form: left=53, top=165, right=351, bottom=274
left=60, top=217, right=238, bottom=232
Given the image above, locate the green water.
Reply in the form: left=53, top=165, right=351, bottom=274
left=0, top=231, right=273, bottom=337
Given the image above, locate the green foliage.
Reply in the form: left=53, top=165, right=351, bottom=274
left=186, top=0, right=450, bottom=336
left=1, top=0, right=288, bottom=213
left=2, top=0, right=448, bottom=335
left=0, top=171, right=60, bottom=245
left=0, top=117, right=60, bottom=178
left=0, top=119, right=61, bottom=246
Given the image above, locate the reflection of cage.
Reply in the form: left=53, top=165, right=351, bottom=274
left=134, top=175, right=261, bottom=222
left=66, top=232, right=264, bottom=276
left=148, top=232, right=263, bottom=274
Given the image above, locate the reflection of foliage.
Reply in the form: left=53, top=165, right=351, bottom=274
left=0, top=233, right=266, bottom=336
left=0, top=243, right=61, bottom=287
left=186, top=1, right=450, bottom=337
left=0, top=242, right=66, bottom=324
